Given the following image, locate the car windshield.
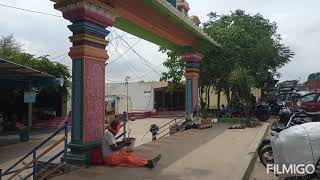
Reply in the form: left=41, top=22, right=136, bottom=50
left=288, top=93, right=300, bottom=101
left=278, top=94, right=287, bottom=101
left=300, top=93, right=317, bottom=102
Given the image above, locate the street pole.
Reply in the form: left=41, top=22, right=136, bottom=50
left=124, top=79, right=128, bottom=139
left=124, top=76, right=130, bottom=140
left=27, top=81, right=32, bottom=140
left=126, top=80, right=128, bottom=121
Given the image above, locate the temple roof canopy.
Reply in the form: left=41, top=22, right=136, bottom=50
left=52, top=0, right=219, bottom=51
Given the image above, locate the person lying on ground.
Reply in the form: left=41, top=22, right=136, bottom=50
left=102, top=119, right=161, bottom=168
left=184, top=110, right=201, bottom=129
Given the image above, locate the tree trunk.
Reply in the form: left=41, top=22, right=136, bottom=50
left=199, top=86, right=205, bottom=110
left=224, top=89, right=231, bottom=106
left=206, top=86, right=210, bottom=109
left=217, top=88, right=221, bottom=117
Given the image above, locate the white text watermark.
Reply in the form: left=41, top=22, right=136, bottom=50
left=267, top=164, right=315, bottom=175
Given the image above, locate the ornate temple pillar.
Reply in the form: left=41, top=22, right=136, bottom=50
left=53, top=0, right=118, bottom=165
left=181, top=53, right=203, bottom=113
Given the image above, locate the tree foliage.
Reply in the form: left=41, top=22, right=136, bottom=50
left=160, top=9, right=294, bottom=108
left=307, top=72, right=320, bottom=81
left=203, top=10, right=294, bottom=89
left=159, top=47, right=185, bottom=93
left=0, top=34, right=71, bottom=96
left=229, top=66, right=254, bottom=118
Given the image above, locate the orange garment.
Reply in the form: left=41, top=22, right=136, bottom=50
left=108, top=121, right=123, bottom=134
left=116, top=123, right=123, bottom=134
left=103, top=150, right=148, bottom=167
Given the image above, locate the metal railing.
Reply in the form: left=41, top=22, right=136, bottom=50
left=0, top=122, right=69, bottom=180
left=109, top=111, right=192, bottom=142
left=150, top=112, right=191, bottom=141
left=105, top=113, right=128, bottom=140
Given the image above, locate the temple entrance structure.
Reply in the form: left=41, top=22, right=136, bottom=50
left=51, top=0, right=218, bottom=164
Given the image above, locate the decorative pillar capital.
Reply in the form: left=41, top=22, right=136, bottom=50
left=177, top=0, right=190, bottom=11
left=181, top=53, right=203, bottom=63
left=54, top=0, right=119, bottom=27
left=67, top=20, right=110, bottom=61
left=69, top=45, right=109, bottom=61
left=181, top=53, right=203, bottom=78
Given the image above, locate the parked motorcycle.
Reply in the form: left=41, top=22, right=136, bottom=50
left=271, top=122, right=320, bottom=179
left=255, top=103, right=271, bottom=121
left=258, top=107, right=316, bottom=167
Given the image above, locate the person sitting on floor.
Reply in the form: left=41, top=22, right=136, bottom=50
left=108, top=116, right=123, bottom=134
left=102, top=119, right=161, bottom=168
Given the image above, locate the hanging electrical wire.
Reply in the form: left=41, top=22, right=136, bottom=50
left=51, top=53, right=68, bottom=60
left=111, top=29, right=162, bottom=76
left=108, top=39, right=165, bottom=81
left=0, top=2, right=166, bottom=81
left=108, top=41, right=140, bottom=77
left=107, top=39, right=142, bottom=65
left=131, top=63, right=163, bottom=80
left=105, top=78, right=124, bottom=83
left=0, top=3, right=63, bottom=17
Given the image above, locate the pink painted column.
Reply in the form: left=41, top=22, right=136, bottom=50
left=53, top=0, right=118, bottom=165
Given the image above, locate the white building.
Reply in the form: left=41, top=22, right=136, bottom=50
left=106, top=81, right=155, bottom=112
left=106, top=81, right=185, bottom=112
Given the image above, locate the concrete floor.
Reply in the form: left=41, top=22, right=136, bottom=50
left=250, top=158, right=277, bottom=180
left=0, top=118, right=269, bottom=180
left=54, top=123, right=267, bottom=180
left=249, top=117, right=278, bottom=180
left=125, top=118, right=175, bottom=146
left=0, top=118, right=173, bottom=165
left=0, top=118, right=174, bottom=179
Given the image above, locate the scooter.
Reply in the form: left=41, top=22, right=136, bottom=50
left=270, top=122, right=320, bottom=179
left=258, top=107, right=315, bottom=167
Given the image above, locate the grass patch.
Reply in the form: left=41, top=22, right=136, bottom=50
left=217, top=118, right=246, bottom=124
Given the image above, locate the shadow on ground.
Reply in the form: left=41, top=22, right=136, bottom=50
left=55, top=124, right=230, bottom=180
left=0, top=129, right=66, bottom=165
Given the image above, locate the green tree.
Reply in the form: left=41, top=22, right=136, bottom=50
left=0, top=34, right=71, bottom=96
left=203, top=10, right=294, bottom=89
left=160, top=9, right=294, bottom=110
left=159, top=47, right=185, bottom=93
left=229, top=66, right=254, bottom=119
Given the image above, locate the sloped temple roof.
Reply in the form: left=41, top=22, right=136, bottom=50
left=0, top=58, right=58, bottom=87
left=52, top=0, right=219, bottom=52
left=112, top=0, right=219, bottom=51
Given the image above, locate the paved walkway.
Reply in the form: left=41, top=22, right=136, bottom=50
left=0, top=118, right=173, bottom=179
left=0, top=128, right=70, bottom=146
left=124, top=118, right=174, bottom=146
left=0, top=118, right=172, bottom=167
left=250, top=158, right=276, bottom=180
left=53, top=123, right=268, bottom=180
left=250, top=117, right=277, bottom=180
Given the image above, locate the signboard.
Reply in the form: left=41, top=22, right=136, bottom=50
left=144, top=91, right=151, bottom=97
left=24, top=92, right=36, bottom=103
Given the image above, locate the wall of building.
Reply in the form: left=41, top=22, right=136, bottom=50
left=307, top=80, right=320, bottom=91
left=203, top=87, right=261, bottom=109
left=105, top=82, right=154, bottom=112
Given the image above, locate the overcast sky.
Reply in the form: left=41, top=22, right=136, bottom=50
left=0, top=0, right=319, bottom=83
